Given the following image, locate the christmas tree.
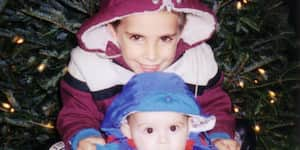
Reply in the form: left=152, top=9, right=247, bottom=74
left=0, top=0, right=299, bottom=149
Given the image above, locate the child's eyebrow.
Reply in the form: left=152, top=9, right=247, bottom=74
left=125, top=31, right=178, bottom=37
left=125, top=31, right=143, bottom=36
left=173, top=120, right=186, bottom=126
left=160, top=33, right=178, bottom=37
left=136, top=123, right=151, bottom=128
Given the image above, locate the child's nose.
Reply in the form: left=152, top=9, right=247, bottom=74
left=144, top=44, right=158, bottom=61
left=158, top=131, right=169, bottom=144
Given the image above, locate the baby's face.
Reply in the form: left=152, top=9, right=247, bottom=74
left=122, top=111, right=189, bottom=150
left=109, top=11, right=182, bottom=73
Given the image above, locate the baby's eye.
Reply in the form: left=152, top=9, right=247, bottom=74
left=170, top=125, right=178, bottom=132
left=130, top=34, right=143, bottom=41
left=145, top=127, right=154, bottom=134
left=160, top=36, right=173, bottom=42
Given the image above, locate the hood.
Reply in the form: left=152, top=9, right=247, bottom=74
left=77, top=0, right=216, bottom=59
left=101, top=72, right=216, bottom=139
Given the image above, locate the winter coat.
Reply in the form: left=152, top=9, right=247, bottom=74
left=56, top=0, right=235, bottom=149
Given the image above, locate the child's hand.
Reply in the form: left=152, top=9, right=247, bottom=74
left=213, top=139, right=241, bottom=150
left=77, top=137, right=106, bottom=150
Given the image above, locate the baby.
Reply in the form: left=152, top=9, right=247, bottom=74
left=100, top=72, right=217, bottom=150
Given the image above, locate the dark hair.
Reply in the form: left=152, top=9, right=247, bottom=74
left=111, top=20, right=121, bottom=29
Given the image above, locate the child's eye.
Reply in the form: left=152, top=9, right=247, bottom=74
left=170, top=125, right=178, bottom=132
left=160, top=36, right=173, bottom=42
left=145, top=127, right=154, bottom=134
left=130, top=34, right=143, bottom=41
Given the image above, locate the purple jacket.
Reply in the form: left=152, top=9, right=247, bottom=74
left=56, top=0, right=235, bottom=149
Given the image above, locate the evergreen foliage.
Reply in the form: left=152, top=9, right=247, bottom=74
left=0, top=0, right=299, bottom=149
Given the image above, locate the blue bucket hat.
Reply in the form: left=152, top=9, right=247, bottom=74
left=101, top=72, right=216, bottom=139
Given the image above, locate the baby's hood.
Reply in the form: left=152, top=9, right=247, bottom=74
left=101, top=72, right=216, bottom=139
left=77, top=0, right=216, bottom=58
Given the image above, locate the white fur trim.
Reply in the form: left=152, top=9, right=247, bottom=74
left=181, top=13, right=215, bottom=45
left=68, top=47, right=134, bottom=91
left=81, top=25, right=117, bottom=50
left=165, top=43, right=218, bottom=86
left=68, top=43, right=217, bottom=91
left=188, top=115, right=216, bottom=132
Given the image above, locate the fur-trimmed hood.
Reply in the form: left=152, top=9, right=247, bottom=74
left=76, top=0, right=216, bottom=58
left=68, top=0, right=219, bottom=93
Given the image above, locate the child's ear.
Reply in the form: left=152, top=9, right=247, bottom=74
left=107, top=24, right=117, bottom=41
left=120, top=122, right=132, bottom=139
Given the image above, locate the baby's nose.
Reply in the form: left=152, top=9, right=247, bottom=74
left=158, top=131, right=169, bottom=144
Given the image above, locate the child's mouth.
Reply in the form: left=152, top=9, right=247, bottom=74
left=140, top=64, right=160, bottom=72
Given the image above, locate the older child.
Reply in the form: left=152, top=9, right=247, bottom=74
left=99, top=72, right=217, bottom=150
left=57, top=0, right=238, bottom=149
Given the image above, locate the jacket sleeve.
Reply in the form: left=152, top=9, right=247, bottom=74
left=195, top=70, right=235, bottom=139
left=56, top=73, right=104, bottom=150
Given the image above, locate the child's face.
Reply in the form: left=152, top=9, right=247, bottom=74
left=109, top=11, right=182, bottom=73
left=121, top=111, right=189, bottom=150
